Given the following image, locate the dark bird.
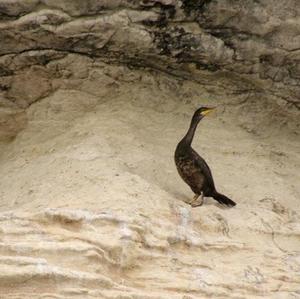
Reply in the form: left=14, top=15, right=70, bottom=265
left=175, top=107, right=236, bottom=207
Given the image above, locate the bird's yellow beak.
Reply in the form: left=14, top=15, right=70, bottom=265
left=201, top=107, right=215, bottom=116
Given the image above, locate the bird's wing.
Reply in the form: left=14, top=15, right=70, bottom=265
left=191, top=148, right=216, bottom=190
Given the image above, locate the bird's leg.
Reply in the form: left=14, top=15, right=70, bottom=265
left=186, top=194, right=199, bottom=205
left=191, top=192, right=204, bottom=207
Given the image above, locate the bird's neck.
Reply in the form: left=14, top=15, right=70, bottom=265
left=181, top=118, right=200, bottom=147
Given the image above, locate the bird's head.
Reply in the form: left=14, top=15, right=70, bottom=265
left=192, top=106, right=215, bottom=122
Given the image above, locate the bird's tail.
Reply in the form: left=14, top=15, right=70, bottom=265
left=212, top=191, right=236, bottom=207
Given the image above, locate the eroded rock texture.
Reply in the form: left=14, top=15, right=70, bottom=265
left=0, top=55, right=299, bottom=299
left=0, top=1, right=300, bottom=299
left=0, top=0, right=299, bottom=140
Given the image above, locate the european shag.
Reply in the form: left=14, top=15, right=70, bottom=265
left=175, top=107, right=236, bottom=207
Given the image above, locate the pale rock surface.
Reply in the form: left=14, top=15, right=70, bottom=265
left=0, top=0, right=299, bottom=141
left=0, top=0, right=300, bottom=298
left=0, top=59, right=300, bottom=298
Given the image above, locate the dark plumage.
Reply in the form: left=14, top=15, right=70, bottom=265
left=175, top=107, right=236, bottom=207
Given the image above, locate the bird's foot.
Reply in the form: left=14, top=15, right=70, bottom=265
left=186, top=194, right=199, bottom=205
left=191, top=197, right=204, bottom=207
left=191, top=200, right=203, bottom=207
left=190, top=193, right=204, bottom=207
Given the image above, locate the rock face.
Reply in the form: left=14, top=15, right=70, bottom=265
left=0, top=0, right=299, bottom=140
left=0, top=1, right=300, bottom=298
left=0, top=58, right=300, bottom=299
